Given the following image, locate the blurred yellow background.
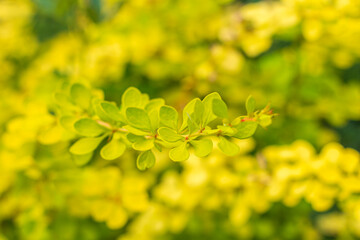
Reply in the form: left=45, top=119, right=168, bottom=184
left=0, top=0, right=360, bottom=239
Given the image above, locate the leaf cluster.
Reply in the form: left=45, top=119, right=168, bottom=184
left=55, top=84, right=276, bottom=170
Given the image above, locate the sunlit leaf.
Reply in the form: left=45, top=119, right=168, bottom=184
left=202, top=92, right=221, bottom=126
left=137, top=150, right=156, bottom=170
left=212, top=98, right=228, bottom=118
left=126, top=107, right=152, bottom=131
left=69, top=135, right=105, bottom=155
left=218, top=136, right=240, bottom=156
left=190, top=139, right=213, bottom=157
left=100, top=102, right=122, bottom=121
left=100, top=139, right=126, bottom=160
left=72, top=152, right=93, bottom=166
left=122, top=87, right=142, bottom=108
left=246, top=95, right=256, bottom=116
left=158, top=127, right=183, bottom=142
left=233, top=121, right=258, bottom=139
left=159, top=105, right=178, bottom=129
left=74, top=118, right=108, bottom=137
left=169, top=142, right=190, bottom=162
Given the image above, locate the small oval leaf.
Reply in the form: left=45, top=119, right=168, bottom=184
left=159, top=105, right=178, bottom=129
left=100, top=139, right=126, bottom=160
left=74, top=118, right=107, bottom=137
left=169, top=142, right=190, bottom=162
left=69, top=136, right=105, bottom=155
left=190, top=139, right=213, bottom=157
left=137, top=150, right=156, bottom=170
left=218, top=136, right=240, bottom=156
left=158, top=127, right=183, bottom=142
left=126, top=107, right=152, bottom=131
left=212, top=98, right=228, bottom=118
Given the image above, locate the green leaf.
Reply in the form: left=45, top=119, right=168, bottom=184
left=132, top=138, right=154, bottom=151
left=70, top=83, right=91, bottom=109
left=140, top=94, right=150, bottom=107
left=100, top=139, right=126, bottom=160
left=74, top=118, right=107, bottom=137
left=169, top=142, right=190, bottom=162
left=218, top=137, right=239, bottom=156
left=93, top=98, right=116, bottom=123
left=145, top=98, right=165, bottom=112
left=148, top=109, right=160, bottom=131
left=233, top=121, right=258, bottom=139
left=122, top=87, right=142, bottom=108
left=158, top=127, right=183, bottom=142
left=217, top=125, right=236, bottom=135
left=212, top=98, right=228, bottom=118
left=190, top=139, right=213, bottom=157
left=137, top=150, right=156, bottom=170
left=246, top=95, right=256, bottom=116
left=154, top=142, right=162, bottom=152
left=187, top=113, right=200, bottom=135
left=69, top=135, right=105, bottom=155
left=127, top=133, right=143, bottom=143
left=259, top=115, right=272, bottom=128
left=100, top=102, right=122, bottom=121
left=159, top=105, right=178, bottom=129
left=123, top=125, right=149, bottom=136
left=202, top=92, right=221, bottom=126
left=127, top=133, right=154, bottom=151
left=72, top=152, right=93, bottom=166
left=180, top=98, right=200, bottom=131
left=193, top=99, right=204, bottom=125
left=126, top=107, right=152, bottom=131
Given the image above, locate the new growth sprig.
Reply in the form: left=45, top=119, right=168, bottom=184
left=55, top=83, right=276, bottom=170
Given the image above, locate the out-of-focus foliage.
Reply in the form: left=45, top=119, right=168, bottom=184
left=0, top=0, right=359, bottom=239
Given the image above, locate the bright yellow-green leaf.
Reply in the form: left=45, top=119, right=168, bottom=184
left=145, top=98, right=165, bottom=112
left=137, top=150, right=156, bottom=170
left=212, top=98, right=228, bottom=118
left=126, top=107, right=152, bottom=131
left=159, top=105, right=178, bottom=129
left=259, top=115, right=272, bottom=128
left=193, top=99, right=205, bottom=126
left=127, top=134, right=154, bottom=151
left=69, top=135, right=105, bottom=155
left=169, top=142, right=190, bottom=162
left=158, top=127, right=183, bottom=142
left=218, top=136, right=240, bottom=156
left=100, top=102, right=122, bottom=121
left=217, top=125, right=236, bottom=135
left=190, top=139, right=213, bottom=157
left=72, top=152, right=93, bottom=166
left=132, top=138, right=154, bottom=151
left=202, top=92, right=221, bottom=126
left=100, top=139, right=126, bottom=160
left=74, top=118, right=107, bottom=137
left=122, top=87, right=142, bottom=108
left=70, top=83, right=91, bottom=109
left=123, top=126, right=148, bottom=136
left=246, top=95, right=256, bottom=116
left=233, top=121, right=258, bottom=139
left=180, top=98, right=200, bottom=131
left=148, top=109, right=160, bottom=131
left=93, top=98, right=115, bottom=123
left=187, top=113, right=200, bottom=135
